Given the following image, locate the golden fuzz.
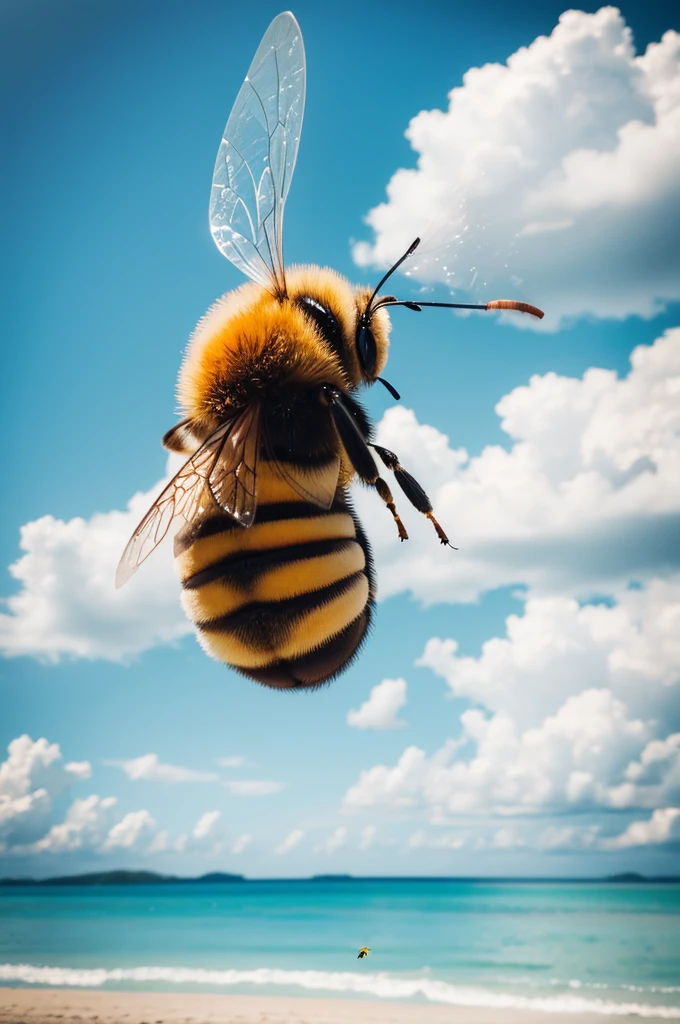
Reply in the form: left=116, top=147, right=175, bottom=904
left=177, top=265, right=392, bottom=427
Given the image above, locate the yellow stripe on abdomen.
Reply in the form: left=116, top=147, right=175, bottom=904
left=181, top=541, right=365, bottom=623
left=176, top=513, right=355, bottom=582
left=196, top=573, right=370, bottom=668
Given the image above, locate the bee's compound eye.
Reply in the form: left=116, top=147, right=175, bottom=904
left=295, top=296, right=344, bottom=361
left=356, top=323, right=377, bottom=376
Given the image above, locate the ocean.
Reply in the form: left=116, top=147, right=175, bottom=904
left=1, top=879, right=679, bottom=1017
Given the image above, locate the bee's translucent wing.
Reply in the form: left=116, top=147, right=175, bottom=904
left=209, top=12, right=305, bottom=297
left=208, top=403, right=261, bottom=524
left=115, top=404, right=262, bottom=588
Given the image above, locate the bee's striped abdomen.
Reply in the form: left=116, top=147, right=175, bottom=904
left=174, top=464, right=375, bottom=689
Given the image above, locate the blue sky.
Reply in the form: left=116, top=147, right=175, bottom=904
left=1, top=0, right=679, bottom=877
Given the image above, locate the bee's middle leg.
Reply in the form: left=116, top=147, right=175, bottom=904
left=372, top=444, right=456, bottom=548
left=321, top=386, right=408, bottom=542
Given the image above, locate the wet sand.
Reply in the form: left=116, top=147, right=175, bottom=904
left=0, top=988, right=671, bottom=1024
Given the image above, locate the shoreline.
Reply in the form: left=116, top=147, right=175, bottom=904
left=0, top=988, right=676, bottom=1024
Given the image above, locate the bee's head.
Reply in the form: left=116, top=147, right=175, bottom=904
left=286, top=266, right=392, bottom=391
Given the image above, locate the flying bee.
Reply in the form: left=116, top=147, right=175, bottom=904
left=116, top=11, right=543, bottom=690
left=357, top=947, right=371, bottom=959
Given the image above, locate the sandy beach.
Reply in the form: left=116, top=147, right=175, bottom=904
left=0, top=988, right=675, bottom=1024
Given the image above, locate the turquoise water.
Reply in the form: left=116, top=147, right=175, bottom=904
left=1, top=880, right=679, bottom=1016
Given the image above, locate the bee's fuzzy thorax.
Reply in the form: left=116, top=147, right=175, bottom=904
left=178, top=279, right=350, bottom=424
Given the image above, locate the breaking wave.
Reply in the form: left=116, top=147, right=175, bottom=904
left=1, top=963, right=679, bottom=1017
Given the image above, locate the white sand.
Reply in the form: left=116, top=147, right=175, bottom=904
left=0, top=988, right=672, bottom=1024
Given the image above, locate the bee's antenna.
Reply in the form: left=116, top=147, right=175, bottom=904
left=363, top=238, right=544, bottom=321
left=365, top=238, right=421, bottom=315
left=376, top=298, right=544, bottom=320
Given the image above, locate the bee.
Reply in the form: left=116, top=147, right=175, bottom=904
left=357, top=947, right=371, bottom=959
left=115, top=12, right=543, bottom=690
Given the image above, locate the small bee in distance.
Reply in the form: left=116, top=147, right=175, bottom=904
left=357, top=947, right=371, bottom=959
left=116, top=12, right=543, bottom=690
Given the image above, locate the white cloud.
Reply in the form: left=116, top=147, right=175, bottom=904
left=344, top=576, right=680, bottom=822
left=275, top=829, right=305, bottom=855
left=419, top=584, right=680, bottom=731
left=147, top=830, right=171, bottom=854
left=101, top=809, right=156, bottom=852
left=0, top=457, right=190, bottom=663
left=356, top=331, right=680, bottom=606
left=602, top=807, right=680, bottom=849
left=0, top=735, right=164, bottom=860
left=359, top=825, right=377, bottom=849
left=408, top=829, right=465, bottom=850
left=481, top=827, right=525, bottom=850
left=316, top=826, right=347, bottom=855
left=540, top=808, right=680, bottom=851
left=193, top=810, right=222, bottom=840
left=216, top=757, right=246, bottom=768
left=353, top=9, right=680, bottom=327
left=343, top=691, right=651, bottom=818
left=23, top=795, right=120, bottom=855
left=113, top=753, right=218, bottom=784
left=223, top=780, right=284, bottom=796
left=347, top=678, right=407, bottom=730
left=231, top=833, right=252, bottom=855
left=0, top=736, right=92, bottom=849
left=539, top=824, right=601, bottom=852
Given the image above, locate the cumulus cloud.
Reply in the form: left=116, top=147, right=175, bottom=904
left=20, top=795, right=120, bottom=855
left=113, top=753, right=219, bottom=784
left=602, top=807, right=680, bottom=849
left=355, top=331, right=680, bottom=605
left=167, top=811, right=251, bottom=857
left=0, top=457, right=190, bottom=663
left=419, top=585, right=680, bottom=732
left=408, top=829, right=465, bottom=850
left=100, top=809, right=157, bottom=852
left=0, top=736, right=92, bottom=849
left=344, top=577, right=679, bottom=822
left=223, top=780, right=284, bottom=797
left=316, top=827, right=348, bottom=855
left=174, top=810, right=229, bottom=855
left=539, top=824, right=602, bottom=852
left=193, top=810, right=222, bottom=841
left=540, top=809, right=680, bottom=851
left=347, top=678, right=407, bottom=730
left=231, top=833, right=252, bottom=854
left=353, top=8, right=680, bottom=327
left=275, top=829, right=304, bottom=855
left=0, top=734, right=163, bottom=860
left=359, top=825, right=377, bottom=849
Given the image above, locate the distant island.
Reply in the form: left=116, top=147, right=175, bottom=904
left=0, top=870, right=678, bottom=886
left=0, top=870, right=245, bottom=886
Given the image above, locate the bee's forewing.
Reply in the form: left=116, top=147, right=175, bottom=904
left=209, top=12, right=306, bottom=297
left=115, top=407, right=262, bottom=588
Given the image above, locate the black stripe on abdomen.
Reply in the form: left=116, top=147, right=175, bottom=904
left=177, top=494, right=375, bottom=690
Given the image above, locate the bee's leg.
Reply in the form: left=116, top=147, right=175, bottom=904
left=373, top=477, right=409, bottom=542
left=372, top=444, right=456, bottom=549
left=321, top=386, right=408, bottom=541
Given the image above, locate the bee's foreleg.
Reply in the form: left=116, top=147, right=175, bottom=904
left=321, top=387, right=408, bottom=542
left=372, top=444, right=457, bottom=549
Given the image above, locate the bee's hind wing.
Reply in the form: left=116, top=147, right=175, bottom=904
left=115, top=404, right=262, bottom=588
left=209, top=12, right=306, bottom=298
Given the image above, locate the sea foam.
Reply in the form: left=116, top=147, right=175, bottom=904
left=0, top=963, right=679, bottom=1017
